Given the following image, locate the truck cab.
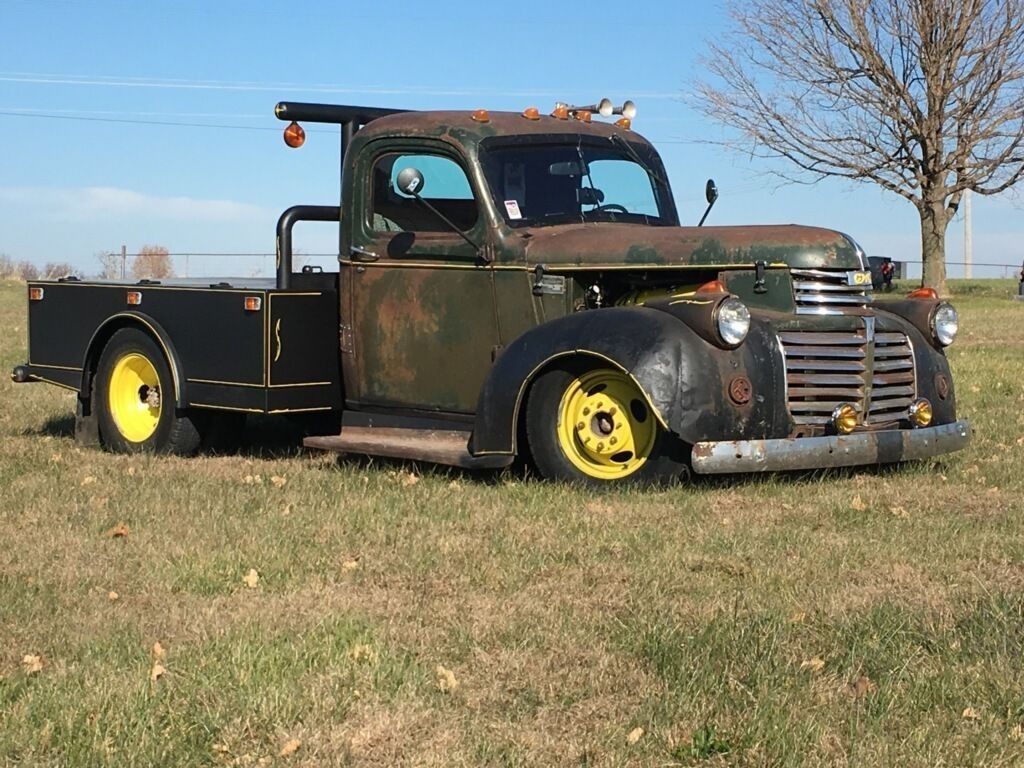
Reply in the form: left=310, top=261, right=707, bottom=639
left=12, top=100, right=970, bottom=484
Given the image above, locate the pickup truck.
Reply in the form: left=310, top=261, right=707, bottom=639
left=12, top=100, right=970, bottom=484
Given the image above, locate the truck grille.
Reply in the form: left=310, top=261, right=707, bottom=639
left=791, top=269, right=872, bottom=315
left=866, top=332, right=916, bottom=424
left=779, top=330, right=916, bottom=427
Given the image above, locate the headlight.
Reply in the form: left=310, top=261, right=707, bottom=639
left=716, top=297, right=750, bottom=346
left=931, top=302, right=958, bottom=346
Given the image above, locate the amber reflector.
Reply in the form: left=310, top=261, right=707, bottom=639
left=283, top=121, right=305, bottom=148
left=29, top=287, right=44, bottom=301
left=551, top=105, right=569, bottom=120
left=522, top=107, right=541, bottom=120
left=907, top=286, right=938, bottom=299
left=471, top=109, right=490, bottom=123
left=615, top=117, right=632, bottom=130
left=126, top=291, right=142, bottom=306
left=696, top=279, right=728, bottom=294
left=244, top=296, right=262, bottom=312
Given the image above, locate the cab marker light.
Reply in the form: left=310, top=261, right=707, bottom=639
left=244, top=296, right=262, bottom=312
left=522, top=107, right=540, bottom=120
left=126, top=291, right=142, bottom=306
left=471, top=109, right=490, bottom=123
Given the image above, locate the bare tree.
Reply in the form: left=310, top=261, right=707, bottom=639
left=42, top=262, right=74, bottom=279
left=97, top=251, right=122, bottom=279
left=17, top=261, right=39, bottom=281
left=696, top=0, right=1024, bottom=294
left=0, top=254, right=13, bottom=278
left=131, top=245, right=175, bottom=280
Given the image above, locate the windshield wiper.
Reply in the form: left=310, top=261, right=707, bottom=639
left=610, top=133, right=670, bottom=190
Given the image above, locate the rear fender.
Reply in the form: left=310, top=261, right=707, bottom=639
left=81, top=312, right=187, bottom=410
left=469, top=306, right=788, bottom=457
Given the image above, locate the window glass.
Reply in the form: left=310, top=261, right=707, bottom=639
left=370, top=153, right=478, bottom=233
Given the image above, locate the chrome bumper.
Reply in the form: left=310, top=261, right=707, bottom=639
left=691, top=420, right=971, bottom=475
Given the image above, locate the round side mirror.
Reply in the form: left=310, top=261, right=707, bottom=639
left=396, top=167, right=425, bottom=196
left=705, top=178, right=719, bottom=204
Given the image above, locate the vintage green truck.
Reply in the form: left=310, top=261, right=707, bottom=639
left=12, top=100, right=970, bottom=484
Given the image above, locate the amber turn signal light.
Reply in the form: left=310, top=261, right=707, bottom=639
left=909, top=398, right=933, bottom=427
left=696, top=279, right=728, bottom=295
left=522, top=107, right=540, bottom=120
left=126, top=291, right=142, bottom=306
left=832, top=403, right=859, bottom=434
left=283, top=121, right=305, bottom=148
left=907, top=286, right=938, bottom=300
left=28, top=286, right=44, bottom=301
left=243, top=296, right=262, bottom=312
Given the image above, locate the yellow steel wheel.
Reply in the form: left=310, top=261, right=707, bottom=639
left=107, top=353, right=162, bottom=443
left=555, top=369, right=656, bottom=479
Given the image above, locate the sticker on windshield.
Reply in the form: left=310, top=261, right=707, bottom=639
left=504, top=200, right=523, bottom=220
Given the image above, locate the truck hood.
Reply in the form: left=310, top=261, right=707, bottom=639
left=520, top=223, right=864, bottom=271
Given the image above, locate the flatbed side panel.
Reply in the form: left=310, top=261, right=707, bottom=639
left=265, top=290, right=343, bottom=413
left=28, top=281, right=265, bottom=397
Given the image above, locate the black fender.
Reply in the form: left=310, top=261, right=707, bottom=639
left=873, top=309, right=958, bottom=425
left=81, top=311, right=187, bottom=408
left=469, top=306, right=791, bottom=457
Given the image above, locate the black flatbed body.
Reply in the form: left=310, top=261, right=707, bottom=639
left=22, top=273, right=343, bottom=415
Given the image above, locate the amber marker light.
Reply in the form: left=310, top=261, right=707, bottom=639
left=28, top=286, right=44, bottom=301
left=126, top=291, right=142, bottom=306
left=832, top=403, right=859, bottom=434
left=283, top=121, right=305, bottom=148
left=909, top=398, right=933, bottom=427
left=522, top=106, right=540, bottom=120
left=551, top=104, right=569, bottom=120
left=573, top=110, right=592, bottom=123
left=471, top=109, right=490, bottom=123
left=244, top=296, right=262, bottom=312
left=907, top=286, right=938, bottom=299
left=615, top=117, right=632, bottom=130
left=696, top=279, right=728, bottom=294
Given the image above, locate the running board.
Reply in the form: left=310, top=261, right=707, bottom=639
left=303, top=427, right=511, bottom=469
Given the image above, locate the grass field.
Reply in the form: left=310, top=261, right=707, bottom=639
left=1, top=278, right=1022, bottom=767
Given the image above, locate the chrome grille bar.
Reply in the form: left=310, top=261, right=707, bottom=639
left=866, top=332, right=917, bottom=424
left=791, top=269, right=872, bottom=316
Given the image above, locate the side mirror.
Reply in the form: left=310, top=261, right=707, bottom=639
left=396, top=167, right=425, bottom=196
left=705, top=178, right=719, bottom=204
left=698, top=178, right=719, bottom=226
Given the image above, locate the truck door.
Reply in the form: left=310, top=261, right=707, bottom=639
left=342, top=143, right=498, bottom=413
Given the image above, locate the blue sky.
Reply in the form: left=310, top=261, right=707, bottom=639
left=1, top=0, right=1020, bottom=278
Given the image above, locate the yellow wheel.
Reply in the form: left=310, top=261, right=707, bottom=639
left=108, top=353, right=162, bottom=442
left=95, top=328, right=203, bottom=454
left=525, top=361, right=688, bottom=485
left=555, top=369, right=656, bottom=479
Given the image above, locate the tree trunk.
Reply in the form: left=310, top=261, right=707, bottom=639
left=919, top=201, right=949, bottom=296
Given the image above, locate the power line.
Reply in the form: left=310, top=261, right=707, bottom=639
left=0, top=110, right=335, bottom=133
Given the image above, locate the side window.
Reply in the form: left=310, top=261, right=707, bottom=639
left=369, top=153, right=478, bottom=233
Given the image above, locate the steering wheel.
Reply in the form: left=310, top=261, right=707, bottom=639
left=593, top=204, right=629, bottom=214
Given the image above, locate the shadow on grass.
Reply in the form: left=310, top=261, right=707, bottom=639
left=20, top=413, right=75, bottom=439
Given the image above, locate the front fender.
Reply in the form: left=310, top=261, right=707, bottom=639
left=469, top=306, right=789, bottom=457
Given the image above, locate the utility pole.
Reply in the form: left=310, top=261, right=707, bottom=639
left=120, top=244, right=127, bottom=280
left=963, top=190, right=973, bottom=279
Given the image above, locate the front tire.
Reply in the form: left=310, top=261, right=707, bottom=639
left=95, top=328, right=202, bottom=455
left=524, top=362, right=689, bottom=485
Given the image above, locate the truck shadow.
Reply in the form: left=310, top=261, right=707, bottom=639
left=22, top=414, right=75, bottom=439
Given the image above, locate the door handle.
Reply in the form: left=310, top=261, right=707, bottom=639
left=350, top=245, right=380, bottom=262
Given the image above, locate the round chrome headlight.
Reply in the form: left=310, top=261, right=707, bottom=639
left=931, top=302, right=958, bottom=346
left=716, top=297, right=750, bottom=346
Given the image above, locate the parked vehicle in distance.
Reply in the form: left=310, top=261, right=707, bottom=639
left=12, top=99, right=970, bottom=484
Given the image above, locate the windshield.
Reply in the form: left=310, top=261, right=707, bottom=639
left=480, top=138, right=676, bottom=227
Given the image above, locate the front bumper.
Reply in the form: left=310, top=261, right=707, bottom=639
left=691, top=420, right=971, bottom=474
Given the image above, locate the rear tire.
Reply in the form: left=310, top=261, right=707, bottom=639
left=524, top=361, right=689, bottom=486
left=95, top=328, right=202, bottom=455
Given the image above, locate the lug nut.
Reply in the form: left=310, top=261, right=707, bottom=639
left=610, top=437, right=617, bottom=445
left=576, top=421, right=585, bottom=431
left=597, top=442, right=604, bottom=450
left=608, top=407, right=617, bottom=416
left=582, top=407, right=591, bottom=416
